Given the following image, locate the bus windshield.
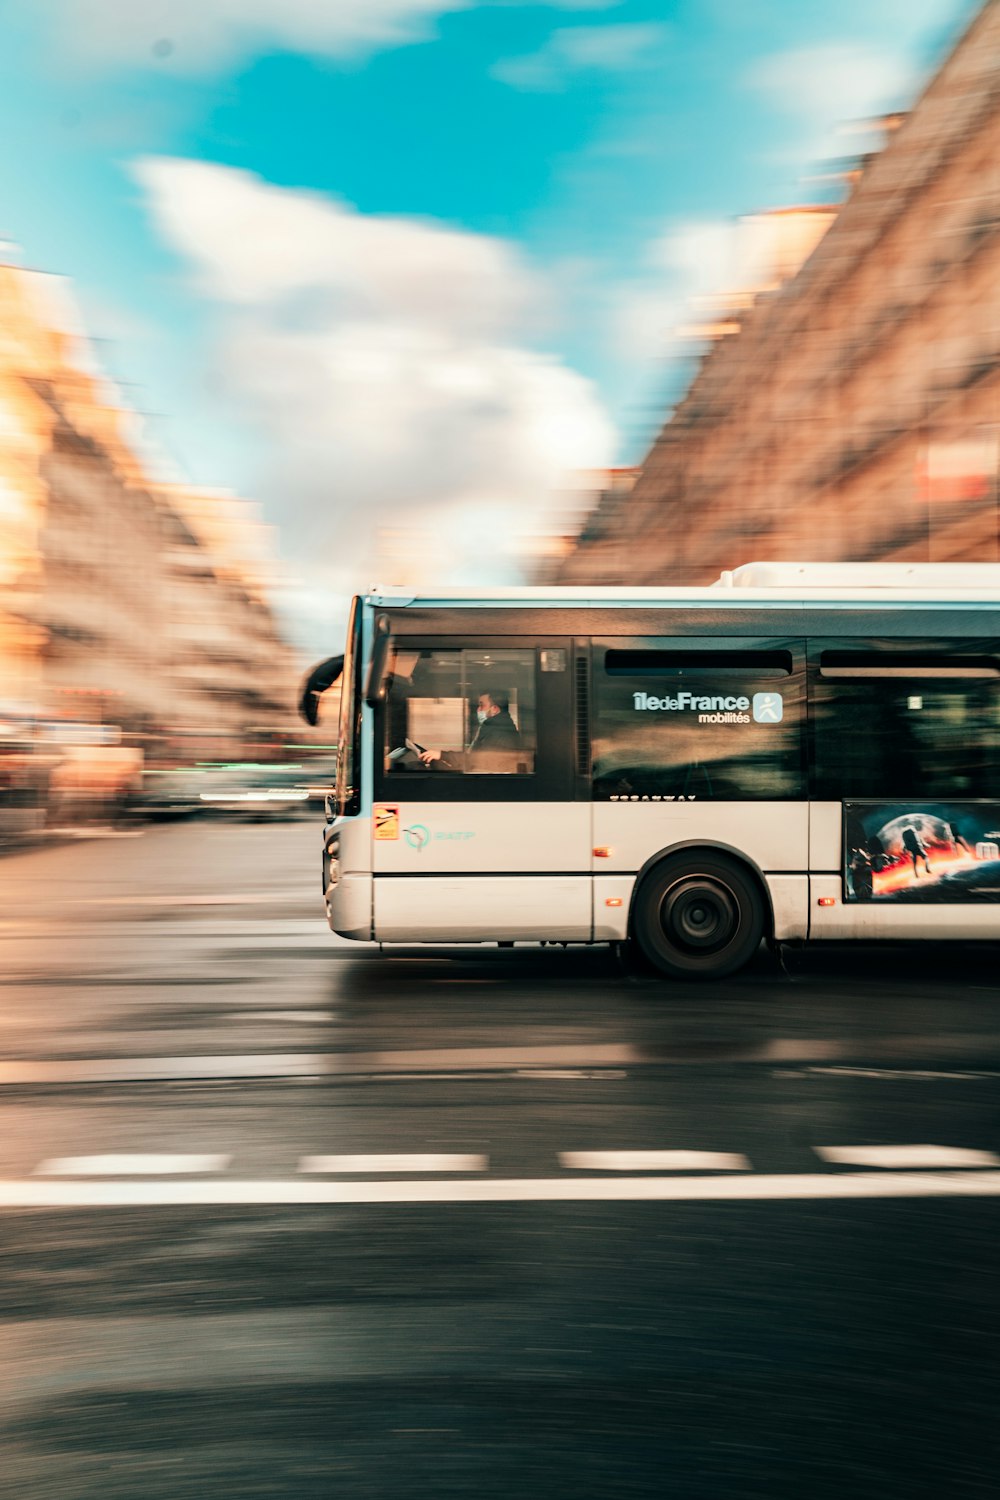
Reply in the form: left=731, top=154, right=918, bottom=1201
left=334, top=597, right=362, bottom=817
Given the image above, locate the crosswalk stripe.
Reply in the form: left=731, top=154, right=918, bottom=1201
left=298, top=1154, right=488, bottom=1174
left=33, top=1154, right=232, bottom=1177
left=814, top=1144, right=1000, bottom=1169
left=560, top=1150, right=750, bottom=1171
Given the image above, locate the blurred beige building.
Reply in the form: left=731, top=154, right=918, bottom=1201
left=154, top=484, right=298, bottom=750
left=549, top=0, right=1000, bottom=584
left=0, top=260, right=298, bottom=754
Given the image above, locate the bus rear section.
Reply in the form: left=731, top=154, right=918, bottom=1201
left=313, top=571, right=1000, bottom=978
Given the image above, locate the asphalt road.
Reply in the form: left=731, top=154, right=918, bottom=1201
left=1, top=818, right=999, bottom=1498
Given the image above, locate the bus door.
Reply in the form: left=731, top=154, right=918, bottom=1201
left=809, top=640, right=1000, bottom=940
left=588, top=637, right=811, bottom=938
left=370, top=638, right=590, bottom=942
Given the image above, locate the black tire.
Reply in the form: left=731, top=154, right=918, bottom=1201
left=632, top=853, right=765, bottom=980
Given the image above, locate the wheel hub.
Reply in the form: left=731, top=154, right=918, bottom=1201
left=660, top=876, right=738, bottom=952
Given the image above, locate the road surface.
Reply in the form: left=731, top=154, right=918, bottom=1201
left=1, top=819, right=998, bottom=1497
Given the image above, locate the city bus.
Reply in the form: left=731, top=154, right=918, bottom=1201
left=300, top=563, right=1000, bottom=979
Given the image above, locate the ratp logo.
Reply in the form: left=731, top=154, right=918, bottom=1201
left=752, top=693, right=783, bottom=723
left=404, top=824, right=430, bottom=852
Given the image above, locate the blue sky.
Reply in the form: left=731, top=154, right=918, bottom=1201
left=0, top=0, right=978, bottom=643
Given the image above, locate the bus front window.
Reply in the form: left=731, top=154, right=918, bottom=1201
left=385, top=648, right=536, bottom=775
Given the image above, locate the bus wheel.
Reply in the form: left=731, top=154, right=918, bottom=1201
left=632, top=853, right=765, bottom=980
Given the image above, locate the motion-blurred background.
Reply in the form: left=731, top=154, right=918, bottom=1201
left=3, top=1, right=997, bottom=841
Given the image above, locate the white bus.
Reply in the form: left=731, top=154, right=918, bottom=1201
left=300, top=563, right=1000, bottom=979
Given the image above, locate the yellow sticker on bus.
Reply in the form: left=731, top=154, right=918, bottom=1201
left=374, top=805, right=400, bottom=840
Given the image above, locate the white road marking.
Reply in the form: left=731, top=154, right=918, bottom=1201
left=70, top=892, right=319, bottom=906
left=517, top=1070, right=629, bottom=1080
left=299, top=1153, right=488, bottom=1174
left=230, top=1012, right=333, bottom=1023
left=45, top=828, right=145, bottom=840
left=815, top=1144, right=1000, bottom=1169
left=560, top=1150, right=751, bottom=1172
left=806, top=1067, right=995, bottom=1080
left=33, top=1154, right=232, bottom=1177
left=3, top=1171, right=1000, bottom=1207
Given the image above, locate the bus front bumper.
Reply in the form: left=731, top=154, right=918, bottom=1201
left=326, top=871, right=373, bottom=941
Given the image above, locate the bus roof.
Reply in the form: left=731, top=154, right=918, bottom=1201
left=365, top=562, right=1000, bottom=609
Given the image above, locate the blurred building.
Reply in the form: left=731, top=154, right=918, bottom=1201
left=0, top=259, right=298, bottom=757
left=0, top=265, right=60, bottom=713
left=535, top=468, right=641, bottom=582
left=155, top=484, right=299, bottom=753
left=548, top=0, right=1000, bottom=584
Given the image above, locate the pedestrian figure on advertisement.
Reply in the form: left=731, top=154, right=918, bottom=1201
left=849, top=845, right=874, bottom=900
left=901, top=824, right=931, bottom=877
left=946, top=821, right=972, bottom=856
left=867, top=834, right=889, bottom=871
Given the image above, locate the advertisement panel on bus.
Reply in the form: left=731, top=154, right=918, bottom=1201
left=844, top=802, right=1000, bottom=903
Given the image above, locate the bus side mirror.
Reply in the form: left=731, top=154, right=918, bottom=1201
left=298, top=655, right=344, bottom=725
left=364, top=615, right=393, bottom=707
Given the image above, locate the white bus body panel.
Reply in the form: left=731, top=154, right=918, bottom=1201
left=371, top=802, right=592, bottom=942
left=374, top=876, right=592, bottom=942
left=809, top=802, right=843, bottom=870
left=593, top=801, right=808, bottom=876
left=766, top=875, right=809, bottom=942
left=325, top=816, right=374, bottom=939
left=328, top=872, right=373, bottom=940
left=593, top=876, right=635, bottom=941
left=336, top=814, right=374, bottom=872
left=809, top=875, right=1000, bottom=940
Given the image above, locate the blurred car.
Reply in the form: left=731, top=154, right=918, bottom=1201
left=195, top=764, right=326, bottom=820
left=138, top=769, right=205, bottom=820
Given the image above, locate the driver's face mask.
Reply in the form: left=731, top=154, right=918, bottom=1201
left=476, top=708, right=490, bottom=724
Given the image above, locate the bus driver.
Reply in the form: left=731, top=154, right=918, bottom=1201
left=419, top=690, right=521, bottom=765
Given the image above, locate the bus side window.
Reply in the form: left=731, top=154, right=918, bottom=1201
left=812, top=646, right=1000, bottom=799
left=591, top=643, right=805, bottom=801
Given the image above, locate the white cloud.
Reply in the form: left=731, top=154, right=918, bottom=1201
left=134, top=158, right=547, bottom=334
left=134, top=158, right=614, bottom=602
left=492, top=22, right=668, bottom=91
left=21, top=0, right=637, bottom=73
left=18, top=0, right=471, bottom=73
left=611, top=218, right=770, bottom=366
left=745, top=42, right=918, bottom=161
